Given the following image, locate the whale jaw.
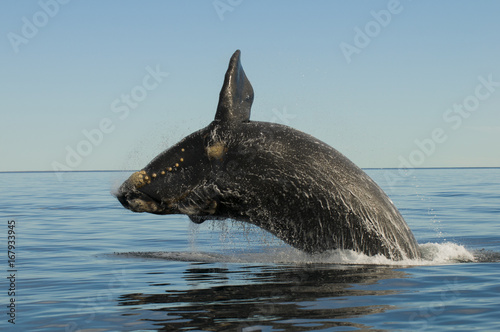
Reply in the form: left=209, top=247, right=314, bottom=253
left=115, top=180, right=173, bottom=215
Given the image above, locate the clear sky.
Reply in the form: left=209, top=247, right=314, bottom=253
left=1, top=0, right=499, bottom=172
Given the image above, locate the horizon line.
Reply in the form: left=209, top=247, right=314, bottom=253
left=1, top=166, right=499, bottom=174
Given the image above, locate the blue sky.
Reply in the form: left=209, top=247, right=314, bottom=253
left=1, top=0, right=499, bottom=172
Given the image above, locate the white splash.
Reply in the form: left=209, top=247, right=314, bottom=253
left=118, top=242, right=481, bottom=266
left=211, top=242, right=478, bottom=266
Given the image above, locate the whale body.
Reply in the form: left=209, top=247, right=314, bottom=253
left=116, top=50, right=421, bottom=260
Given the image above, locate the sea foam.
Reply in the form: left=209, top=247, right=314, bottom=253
left=116, top=241, right=487, bottom=266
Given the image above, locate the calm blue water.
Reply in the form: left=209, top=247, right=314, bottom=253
left=1, top=168, right=499, bottom=331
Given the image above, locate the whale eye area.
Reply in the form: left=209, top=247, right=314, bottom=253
left=129, top=148, right=187, bottom=189
left=206, top=142, right=227, bottom=160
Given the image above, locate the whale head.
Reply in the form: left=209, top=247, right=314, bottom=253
left=116, top=50, right=252, bottom=221
left=115, top=130, right=210, bottom=216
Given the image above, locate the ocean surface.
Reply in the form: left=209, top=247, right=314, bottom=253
left=1, top=168, right=499, bottom=331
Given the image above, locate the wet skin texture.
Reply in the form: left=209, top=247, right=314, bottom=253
left=116, top=50, right=420, bottom=260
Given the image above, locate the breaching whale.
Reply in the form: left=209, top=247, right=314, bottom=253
left=116, top=50, right=421, bottom=260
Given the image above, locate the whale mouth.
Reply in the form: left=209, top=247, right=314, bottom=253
left=115, top=182, right=172, bottom=215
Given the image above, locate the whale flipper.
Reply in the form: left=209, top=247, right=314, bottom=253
left=214, top=50, right=254, bottom=125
